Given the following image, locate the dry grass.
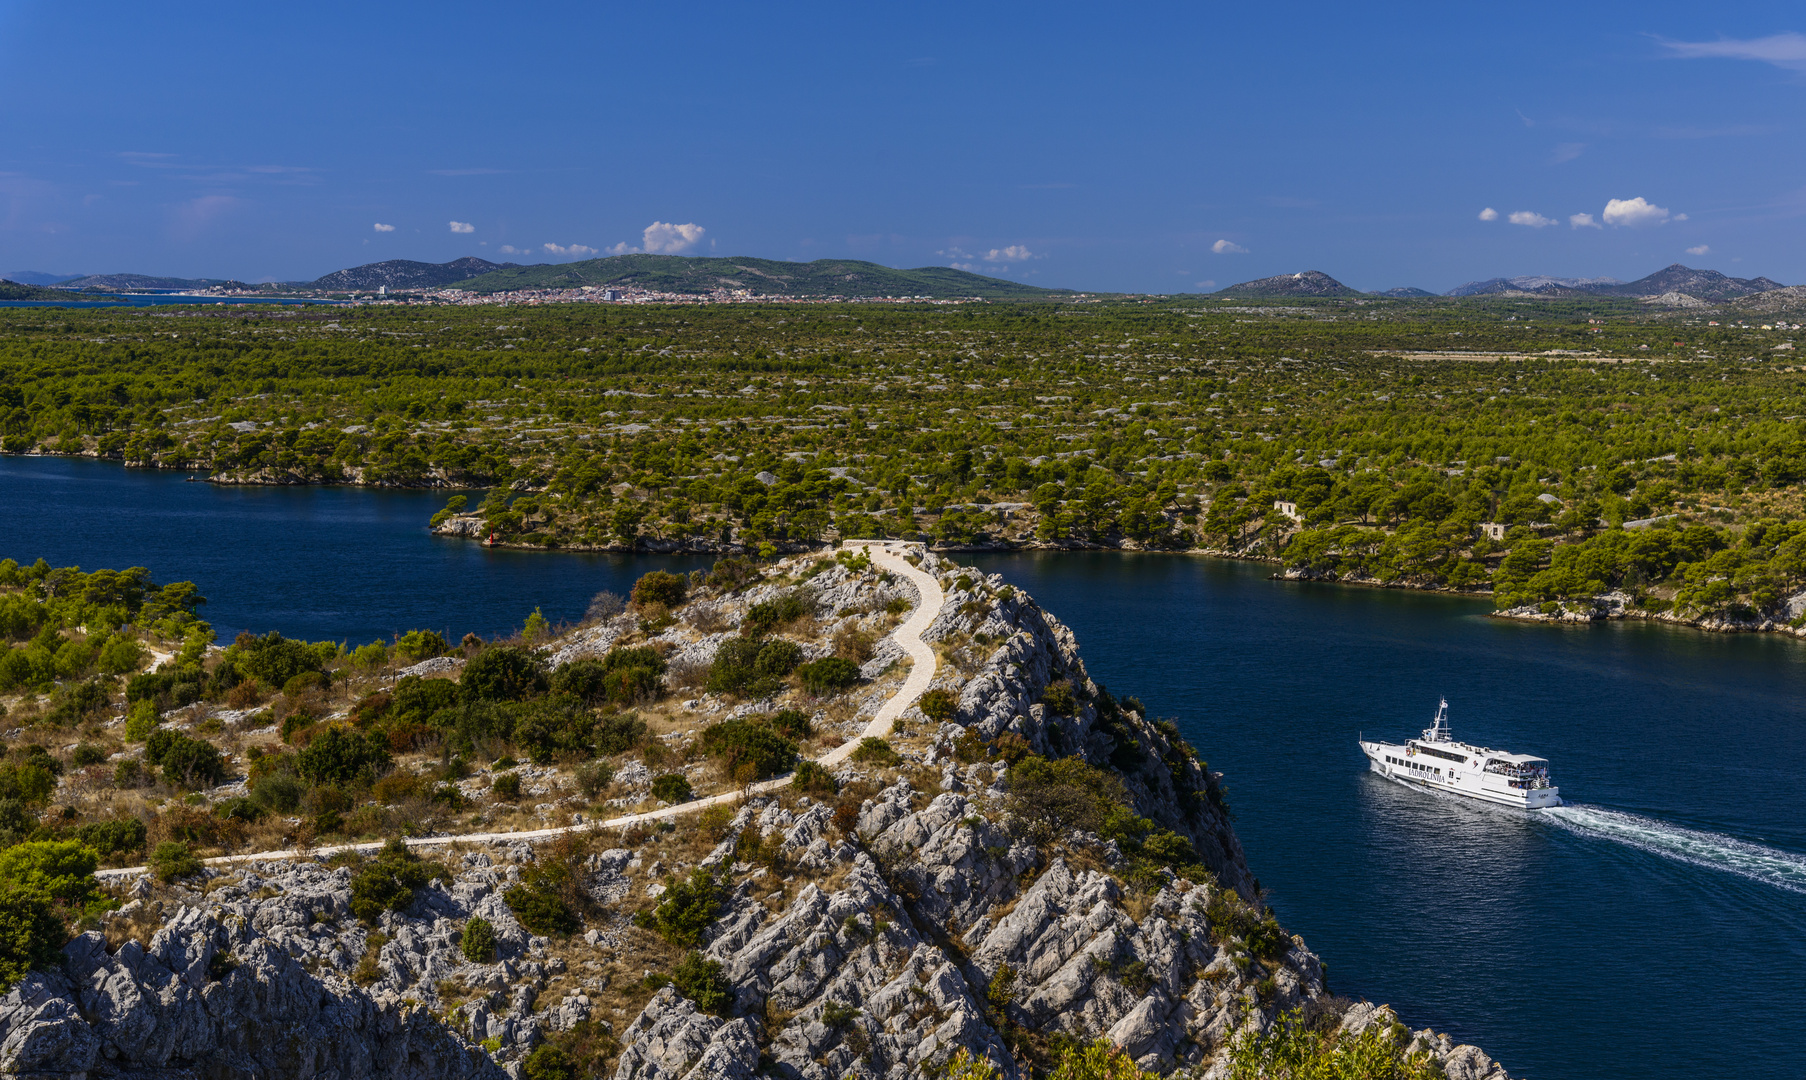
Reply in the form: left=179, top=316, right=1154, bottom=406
left=103, top=900, right=166, bottom=952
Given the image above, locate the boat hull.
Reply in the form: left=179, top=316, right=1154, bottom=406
left=1361, top=741, right=1560, bottom=810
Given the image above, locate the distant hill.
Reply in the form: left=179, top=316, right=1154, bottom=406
left=1729, top=286, right=1806, bottom=317
left=1215, top=270, right=1363, bottom=298
left=0, top=279, right=88, bottom=301
left=1447, top=275, right=1622, bottom=297
left=449, top=254, right=1067, bottom=299
left=58, top=273, right=233, bottom=291
left=305, top=256, right=521, bottom=292
left=1377, top=286, right=1437, bottom=299
left=1597, top=264, right=1783, bottom=301
left=1446, top=266, right=1783, bottom=301
left=0, top=271, right=84, bottom=286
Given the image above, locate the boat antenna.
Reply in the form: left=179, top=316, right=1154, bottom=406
left=1423, top=697, right=1451, bottom=742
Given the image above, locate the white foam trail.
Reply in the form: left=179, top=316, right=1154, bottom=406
left=1543, top=804, right=1806, bottom=894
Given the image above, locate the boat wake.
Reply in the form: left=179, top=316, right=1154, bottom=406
left=1543, top=804, right=1806, bottom=894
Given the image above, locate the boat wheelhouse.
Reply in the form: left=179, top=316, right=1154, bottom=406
left=1358, top=699, right=1560, bottom=809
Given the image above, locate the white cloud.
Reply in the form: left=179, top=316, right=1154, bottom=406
left=606, top=242, right=633, bottom=255
left=543, top=242, right=597, bottom=258
left=1211, top=239, right=1249, bottom=254
left=1551, top=142, right=1587, bottom=164
left=1570, top=213, right=1601, bottom=229
left=1686, top=244, right=1711, bottom=256
left=1674, top=213, right=1689, bottom=221
left=1478, top=207, right=1499, bottom=221
left=949, top=262, right=979, bottom=272
left=1195, top=279, right=1216, bottom=289
left=373, top=223, right=395, bottom=232
left=1657, top=32, right=1806, bottom=71
left=498, top=245, right=526, bottom=255
left=1602, top=197, right=1671, bottom=227
left=984, top=245, right=1035, bottom=262
left=640, top=221, right=705, bottom=254
left=1508, top=210, right=1557, bottom=228
left=448, top=220, right=475, bottom=233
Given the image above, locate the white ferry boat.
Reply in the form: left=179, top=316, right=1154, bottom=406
left=1359, top=699, right=1560, bottom=809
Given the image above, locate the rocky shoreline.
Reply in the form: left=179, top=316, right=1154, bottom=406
left=0, top=550, right=1515, bottom=1079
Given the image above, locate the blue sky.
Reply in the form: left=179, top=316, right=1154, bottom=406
left=1, top=2, right=1803, bottom=293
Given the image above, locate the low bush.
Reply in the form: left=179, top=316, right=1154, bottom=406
left=144, top=730, right=226, bottom=790
left=461, top=645, right=549, bottom=702
left=704, top=556, right=760, bottom=591
left=699, top=718, right=799, bottom=781
left=918, top=688, right=957, bottom=723
left=149, top=840, right=202, bottom=882
left=1227, top=1008, right=1441, bottom=1080
left=69, top=817, right=147, bottom=858
left=393, top=630, right=448, bottom=662
left=491, top=772, right=521, bottom=800
left=667, top=950, right=731, bottom=1014
left=504, top=877, right=580, bottom=937
left=650, top=773, right=693, bottom=803
left=633, top=868, right=721, bottom=947
left=797, top=657, right=860, bottom=696
left=631, top=570, right=688, bottom=609
left=460, top=916, right=497, bottom=962
left=0, top=884, right=66, bottom=993
left=743, top=592, right=812, bottom=635
left=791, top=760, right=836, bottom=797
left=575, top=760, right=615, bottom=799
left=849, top=737, right=901, bottom=767
left=1004, top=754, right=1126, bottom=842
left=297, top=727, right=392, bottom=787
left=349, top=838, right=432, bottom=924
left=705, top=636, right=803, bottom=695
left=123, top=699, right=158, bottom=742
left=522, top=1045, right=576, bottom=1080
left=1040, top=680, right=1077, bottom=716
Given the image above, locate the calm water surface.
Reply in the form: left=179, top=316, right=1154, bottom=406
left=6, top=457, right=1804, bottom=1079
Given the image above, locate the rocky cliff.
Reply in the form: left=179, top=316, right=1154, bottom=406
left=0, top=552, right=1514, bottom=1079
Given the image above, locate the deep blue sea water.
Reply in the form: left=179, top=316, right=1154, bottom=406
left=4, top=456, right=1804, bottom=1078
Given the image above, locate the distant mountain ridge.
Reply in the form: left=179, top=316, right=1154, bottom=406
left=57, top=273, right=236, bottom=291
left=0, top=271, right=85, bottom=286
left=447, top=253, right=1066, bottom=298
left=1215, top=270, right=1363, bottom=298
left=0, top=279, right=83, bottom=301
left=1218, top=263, right=1788, bottom=302
left=306, top=256, right=520, bottom=291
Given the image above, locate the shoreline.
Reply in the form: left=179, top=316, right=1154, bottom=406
left=13, top=451, right=1805, bottom=646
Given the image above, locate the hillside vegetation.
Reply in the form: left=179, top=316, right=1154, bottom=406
left=3, top=295, right=1806, bottom=626
left=450, top=254, right=1065, bottom=298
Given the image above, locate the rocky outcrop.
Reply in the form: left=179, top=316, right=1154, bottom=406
left=0, top=554, right=1517, bottom=1080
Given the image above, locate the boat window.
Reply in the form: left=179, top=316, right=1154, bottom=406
left=1410, top=742, right=1467, bottom=764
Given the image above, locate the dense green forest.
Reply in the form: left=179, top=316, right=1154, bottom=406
left=3, top=293, right=1805, bottom=621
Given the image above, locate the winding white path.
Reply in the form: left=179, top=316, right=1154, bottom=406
left=97, top=541, right=943, bottom=880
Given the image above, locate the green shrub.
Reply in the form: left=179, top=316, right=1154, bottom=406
left=668, top=950, right=731, bottom=1014
left=70, top=817, right=146, bottom=858
left=522, top=1045, right=576, bottom=1080
left=229, top=631, right=335, bottom=689
left=575, top=760, right=615, bottom=798
left=96, top=635, right=146, bottom=676
left=1004, top=754, right=1126, bottom=842
left=0, top=884, right=67, bottom=993
left=351, top=641, right=390, bottom=669
left=214, top=796, right=265, bottom=823
left=705, top=636, right=803, bottom=695
left=112, top=760, right=145, bottom=789
left=699, top=719, right=799, bottom=781
left=71, top=743, right=106, bottom=768
left=743, top=591, right=812, bottom=635
left=1227, top=1008, right=1441, bottom=1080
left=297, top=726, right=392, bottom=787
left=149, top=840, right=203, bottom=882
left=918, top=688, right=957, bottom=723
left=1040, top=680, right=1077, bottom=716
left=394, top=630, right=448, bottom=661
left=349, top=839, right=432, bottom=924
left=158, top=736, right=226, bottom=790
left=650, top=773, right=693, bottom=803
left=0, top=760, right=56, bottom=805
left=249, top=770, right=305, bottom=814
left=849, top=737, right=901, bottom=767
left=0, top=840, right=105, bottom=911
left=491, top=772, right=521, bottom=800
left=766, top=709, right=812, bottom=738
left=460, top=916, right=497, bottom=962
left=791, top=760, right=836, bottom=797
left=704, top=556, right=760, bottom=591
left=797, top=657, right=860, bottom=696
left=631, top=570, right=689, bottom=609
left=123, top=699, right=159, bottom=742
left=633, top=868, right=721, bottom=947
left=504, top=879, right=580, bottom=937
left=461, top=645, right=549, bottom=702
